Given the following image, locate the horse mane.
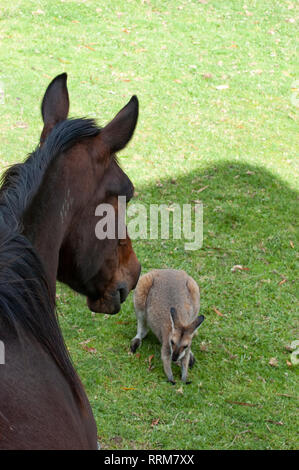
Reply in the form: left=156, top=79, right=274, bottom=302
left=0, top=118, right=101, bottom=403
left=0, top=118, right=101, bottom=231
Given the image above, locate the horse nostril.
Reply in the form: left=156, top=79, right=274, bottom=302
left=118, top=285, right=128, bottom=303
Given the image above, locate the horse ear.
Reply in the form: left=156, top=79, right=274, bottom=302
left=40, top=73, right=69, bottom=143
left=101, top=95, right=139, bottom=154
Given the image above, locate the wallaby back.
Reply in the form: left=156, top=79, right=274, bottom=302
left=134, top=269, right=200, bottom=343
left=132, top=269, right=203, bottom=383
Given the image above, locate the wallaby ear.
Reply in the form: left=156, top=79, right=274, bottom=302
left=189, top=315, right=205, bottom=334
left=170, top=307, right=178, bottom=330
left=40, top=73, right=69, bottom=143
left=186, top=276, right=200, bottom=313
left=101, top=95, right=139, bottom=154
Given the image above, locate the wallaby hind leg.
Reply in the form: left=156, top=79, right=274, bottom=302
left=130, top=309, right=149, bottom=353
left=189, top=350, right=195, bottom=368
left=131, top=272, right=154, bottom=353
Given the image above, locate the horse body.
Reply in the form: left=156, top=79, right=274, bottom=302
left=0, top=231, right=97, bottom=449
left=0, top=321, right=97, bottom=450
left=0, top=74, right=140, bottom=449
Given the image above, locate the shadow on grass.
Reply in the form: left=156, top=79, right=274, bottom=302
left=124, top=159, right=298, bottom=361
left=133, top=160, right=298, bottom=264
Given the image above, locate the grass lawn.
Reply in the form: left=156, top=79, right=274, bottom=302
left=0, top=0, right=298, bottom=450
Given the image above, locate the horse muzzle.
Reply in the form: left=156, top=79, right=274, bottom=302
left=87, top=283, right=129, bottom=315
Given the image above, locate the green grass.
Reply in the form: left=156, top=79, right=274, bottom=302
left=1, top=0, right=298, bottom=450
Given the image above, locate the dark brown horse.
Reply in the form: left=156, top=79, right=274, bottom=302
left=0, top=74, right=141, bottom=449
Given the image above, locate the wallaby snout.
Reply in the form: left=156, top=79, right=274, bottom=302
left=131, top=269, right=204, bottom=384
left=172, top=350, right=180, bottom=363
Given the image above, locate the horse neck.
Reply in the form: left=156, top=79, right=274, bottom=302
left=23, top=168, right=73, bottom=295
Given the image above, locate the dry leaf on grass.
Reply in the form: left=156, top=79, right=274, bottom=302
left=58, top=58, right=71, bottom=64
left=226, top=400, right=259, bottom=407
left=231, top=265, right=250, bottom=272
left=197, top=185, right=209, bottom=193
left=148, top=354, right=155, bottom=370
left=266, top=420, right=284, bottom=426
left=213, top=307, right=224, bottom=317
left=14, top=122, right=28, bottom=129
left=203, top=73, right=213, bottom=79
left=151, top=418, right=160, bottom=427
left=81, top=345, right=97, bottom=354
left=79, top=44, right=96, bottom=51
left=269, top=357, right=278, bottom=367
left=32, top=9, right=45, bottom=15
left=200, top=342, right=208, bottom=352
left=276, top=393, right=297, bottom=398
left=215, top=84, right=229, bottom=90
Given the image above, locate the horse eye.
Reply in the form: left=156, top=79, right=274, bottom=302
left=183, top=345, right=188, bottom=349
left=171, top=340, right=175, bottom=346
left=118, top=239, right=127, bottom=246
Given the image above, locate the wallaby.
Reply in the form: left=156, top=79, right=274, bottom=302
left=130, top=269, right=204, bottom=384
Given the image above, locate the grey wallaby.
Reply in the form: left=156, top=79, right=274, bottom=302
left=131, top=269, right=204, bottom=384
